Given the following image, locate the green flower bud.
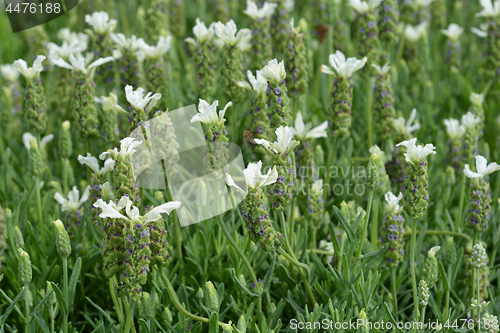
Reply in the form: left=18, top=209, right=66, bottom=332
left=164, top=307, right=173, bottom=322
left=222, top=321, right=233, bottom=333
left=285, top=18, right=308, bottom=96
left=381, top=192, right=405, bottom=267
left=470, top=93, right=485, bottom=136
left=219, top=45, right=246, bottom=104
left=205, top=281, right=219, bottom=315
left=465, top=242, right=490, bottom=302
left=169, top=0, right=186, bottom=37
left=444, top=237, right=456, bottom=266
left=430, top=0, right=446, bottom=29
left=245, top=4, right=274, bottom=69
left=372, top=63, right=396, bottom=142
left=314, top=145, right=324, bottom=168
left=358, top=309, right=369, bottom=333
left=143, top=0, right=169, bottom=42
left=237, top=314, right=246, bottom=333
left=73, top=72, right=100, bottom=140
left=271, top=0, right=291, bottom=55
left=471, top=243, right=487, bottom=269
left=18, top=248, right=32, bottom=285
left=97, top=93, right=119, bottom=144
left=465, top=179, right=492, bottom=233
left=418, top=279, right=429, bottom=307
left=196, top=287, right=204, bottom=299
left=422, top=246, right=440, bottom=288
left=365, top=147, right=381, bottom=191
left=262, top=60, right=292, bottom=130
left=139, top=292, right=155, bottom=319
left=53, top=219, right=71, bottom=258
left=14, top=226, right=24, bottom=248
left=378, top=0, right=399, bottom=44
left=445, top=166, right=456, bottom=186
left=329, top=75, right=353, bottom=140
left=45, top=281, right=57, bottom=307
left=59, top=120, right=73, bottom=159
left=28, top=139, right=44, bottom=177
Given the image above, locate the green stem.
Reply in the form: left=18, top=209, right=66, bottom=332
left=410, top=217, right=419, bottom=327
left=354, top=190, right=374, bottom=261
left=216, top=216, right=260, bottom=290
left=110, top=277, right=124, bottom=331
left=391, top=267, right=398, bottom=319
left=472, top=230, right=477, bottom=324
left=403, top=229, right=471, bottom=242
left=25, top=284, right=30, bottom=333
left=444, top=265, right=451, bottom=322
left=476, top=267, right=481, bottom=333
left=421, top=305, right=426, bottom=331
left=370, top=197, right=379, bottom=252
left=366, top=77, right=374, bottom=148
left=63, top=257, right=68, bottom=333
left=290, top=152, right=297, bottom=247
left=87, top=141, right=91, bottom=186
left=157, top=267, right=227, bottom=326
left=62, top=158, right=68, bottom=195
left=161, top=159, right=185, bottom=284
left=278, top=212, right=316, bottom=305
left=123, top=299, right=135, bottom=333
left=323, top=139, right=338, bottom=204
left=457, top=174, right=466, bottom=231
left=35, top=175, right=45, bottom=252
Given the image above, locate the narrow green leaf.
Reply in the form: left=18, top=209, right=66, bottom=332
left=438, top=261, right=450, bottom=291
left=50, top=282, right=68, bottom=316
left=34, top=314, right=51, bottom=333
left=86, top=297, right=115, bottom=324
left=138, top=319, right=150, bottom=333
left=30, top=290, right=54, bottom=320
left=68, top=257, right=82, bottom=310
left=359, top=243, right=389, bottom=268
left=332, top=205, right=356, bottom=243
left=208, top=313, right=219, bottom=333
left=0, top=287, right=26, bottom=326
left=227, top=268, right=258, bottom=297
left=262, top=251, right=276, bottom=292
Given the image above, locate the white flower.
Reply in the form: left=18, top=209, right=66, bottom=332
left=371, top=62, right=391, bottom=75
left=396, top=138, right=436, bottom=165
left=261, top=58, right=286, bottom=83
left=461, top=111, right=481, bottom=129
left=139, top=35, right=172, bottom=58
left=255, top=126, right=299, bottom=154
left=393, top=108, right=420, bottom=136
left=94, top=196, right=180, bottom=222
left=284, top=0, right=294, bottom=11
left=310, top=179, right=323, bottom=194
left=290, top=112, right=328, bottom=140
left=54, top=186, right=90, bottom=212
left=190, top=99, right=232, bottom=127
left=12, top=55, right=46, bottom=79
left=22, top=132, right=54, bottom=151
left=185, top=18, right=215, bottom=45
left=477, top=0, right=500, bottom=17
left=463, top=155, right=500, bottom=179
left=348, top=0, right=382, bottom=13
left=404, top=22, right=428, bottom=42
left=470, top=92, right=484, bottom=105
left=441, top=23, right=463, bottom=41
left=100, top=182, right=114, bottom=201
left=428, top=246, right=441, bottom=257
left=1, top=64, right=20, bottom=82
left=319, top=239, right=334, bottom=262
left=57, top=28, right=89, bottom=44
left=78, top=153, right=115, bottom=176
left=214, top=20, right=252, bottom=50
left=443, top=118, right=465, bottom=140
left=110, top=33, right=145, bottom=52
left=237, top=70, right=268, bottom=94
left=97, top=92, right=121, bottom=113
left=52, top=53, right=114, bottom=74
left=48, top=40, right=88, bottom=61
left=226, top=160, right=278, bottom=191
left=320, top=50, right=367, bottom=78
left=124, top=85, right=161, bottom=112
left=384, top=191, right=403, bottom=213
left=85, top=11, right=117, bottom=34
left=244, top=0, right=277, bottom=19
left=471, top=24, right=489, bottom=38
left=471, top=243, right=487, bottom=268
left=99, top=137, right=142, bottom=160
left=369, top=144, right=385, bottom=161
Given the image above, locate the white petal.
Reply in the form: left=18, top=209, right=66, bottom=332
left=22, top=132, right=36, bottom=150
left=144, top=201, right=181, bottom=222
left=78, top=153, right=100, bottom=175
